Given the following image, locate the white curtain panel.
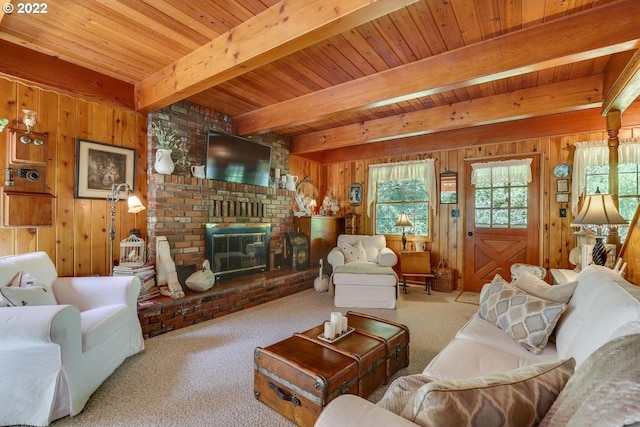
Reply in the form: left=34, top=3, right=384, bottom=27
left=470, top=158, right=532, bottom=187
left=367, top=159, right=436, bottom=217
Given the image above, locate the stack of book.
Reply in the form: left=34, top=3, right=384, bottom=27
left=113, top=263, right=159, bottom=302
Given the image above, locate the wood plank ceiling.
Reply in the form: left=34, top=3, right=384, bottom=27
left=1, top=0, right=639, bottom=161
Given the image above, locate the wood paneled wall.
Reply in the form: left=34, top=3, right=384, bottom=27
left=291, top=126, right=640, bottom=289
left=0, top=77, right=147, bottom=276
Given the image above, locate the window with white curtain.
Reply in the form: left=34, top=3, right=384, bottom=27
left=367, top=159, right=436, bottom=238
left=470, top=158, right=532, bottom=228
left=574, top=140, right=640, bottom=241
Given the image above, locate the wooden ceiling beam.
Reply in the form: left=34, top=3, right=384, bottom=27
left=602, top=50, right=640, bottom=115
left=0, top=40, right=134, bottom=109
left=306, top=101, right=640, bottom=165
left=135, top=0, right=419, bottom=113
left=291, top=74, right=602, bottom=154
left=236, top=0, right=640, bottom=136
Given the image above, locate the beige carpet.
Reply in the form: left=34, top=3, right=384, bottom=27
left=455, top=291, right=480, bottom=305
left=49, top=288, right=477, bottom=427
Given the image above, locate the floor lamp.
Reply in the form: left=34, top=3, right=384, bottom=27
left=570, top=188, right=627, bottom=266
left=395, top=212, right=413, bottom=252
left=107, top=183, right=146, bottom=275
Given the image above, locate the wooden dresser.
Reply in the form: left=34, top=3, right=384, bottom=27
left=294, top=216, right=345, bottom=267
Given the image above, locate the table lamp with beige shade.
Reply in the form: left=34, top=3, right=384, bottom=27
left=570, top=188, right=627, bottom=266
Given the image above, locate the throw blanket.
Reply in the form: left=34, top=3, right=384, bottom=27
left=539, top=332, right=640, bottom=427
left=334, top=264, right=397, bottom=276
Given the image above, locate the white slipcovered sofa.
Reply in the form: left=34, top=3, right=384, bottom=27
left=315, top=265, right=640, bottom=426
left=327, top=235, right=399, bottom=309
left=0, top=251, right=145, bottom=426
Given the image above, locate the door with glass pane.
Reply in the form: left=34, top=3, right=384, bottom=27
left=464, top=155, right=540, bottom=292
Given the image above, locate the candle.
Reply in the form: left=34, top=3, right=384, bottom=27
left=331, top=312, right=343, bottom=336
left=324, top=321, right=335, bottom=340
left=275, top=168, right=281, bottom=179
left=341, top=315, right=348, bottom=333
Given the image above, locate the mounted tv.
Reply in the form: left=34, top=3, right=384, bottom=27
left=206, top=130, right=271, bottom=187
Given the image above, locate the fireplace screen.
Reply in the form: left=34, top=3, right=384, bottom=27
left=205, top=223, right=270, bottom=281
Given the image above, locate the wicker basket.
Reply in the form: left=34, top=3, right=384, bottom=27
left=433, top=260, right=456, bottom=292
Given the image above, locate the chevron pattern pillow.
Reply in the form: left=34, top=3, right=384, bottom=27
left=402, top=358, right=575, bottom=427
left=479, top=281, right=567, bottom=354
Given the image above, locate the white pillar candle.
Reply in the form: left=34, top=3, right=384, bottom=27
left=331, top=312, right=343, bottom=336
left=341, top=315, right=348, bottom=333
left=324, top=321, right=335, bottom=340
left=274, top=168, right=280, bottom=179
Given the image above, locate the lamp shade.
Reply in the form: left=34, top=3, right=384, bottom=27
left=395, top=212, right=412, bottom=228
left=127, top=195, right=146, bottom=214
left=570, top=192, right=627, bottom=227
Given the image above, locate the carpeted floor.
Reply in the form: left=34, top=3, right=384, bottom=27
left=49, top=287, right=477, bottom=427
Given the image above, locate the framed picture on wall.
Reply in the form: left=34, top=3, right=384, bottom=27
left=440, top=171, right=458, bottom=204
left=349, top=183, right=362, bottom=206
left=556, top=179, right=569, bottom=193
left=75, top=139, right=136, bottom=199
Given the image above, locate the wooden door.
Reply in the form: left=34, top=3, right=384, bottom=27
left=464, top=155, right=541, bottom=292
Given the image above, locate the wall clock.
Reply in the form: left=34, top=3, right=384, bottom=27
left=553, top=163, right=572, bottom=178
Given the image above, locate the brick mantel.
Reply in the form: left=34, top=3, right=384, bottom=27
left=147, top=173, right=294, bottom=268
left=146, top=100, right=296, bottom=270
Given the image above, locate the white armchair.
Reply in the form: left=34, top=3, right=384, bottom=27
left=0, top=251, right=144, bottom=426
left=328, top=235, right=399, bottom=309
left=328, top=234, right=398, bottom=269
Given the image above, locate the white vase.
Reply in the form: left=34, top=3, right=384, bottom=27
left=154, top=148, right=174, bottom=174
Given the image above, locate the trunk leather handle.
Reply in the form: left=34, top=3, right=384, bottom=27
left=268, top=382, right=301, bottom=406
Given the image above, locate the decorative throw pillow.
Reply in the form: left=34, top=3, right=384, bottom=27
left=376, top=374, right=435, bottom=415
left=513, top=271, right=577, bottom=304
left=0, top=271, right=56, bottom=307
left=401, top=358, right=575, bottom=427
left=479, top=281, right=566, bottom=354
left=479, top=274, right=510, bottom=306
left=340, top=240, right=367, bottom=264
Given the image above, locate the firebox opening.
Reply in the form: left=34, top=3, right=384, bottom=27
left=205, top=223, right=270, bottom=281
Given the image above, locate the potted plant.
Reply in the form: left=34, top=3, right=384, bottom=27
left=151, top=121, right=178, bottom=174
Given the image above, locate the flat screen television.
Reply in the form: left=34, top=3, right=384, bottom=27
left=206, top=130, right=271, bottom=187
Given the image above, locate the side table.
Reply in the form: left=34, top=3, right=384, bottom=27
left=399, top=251, right=435, bottom=294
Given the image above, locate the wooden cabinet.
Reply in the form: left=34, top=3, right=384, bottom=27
left=294, top=216, right=345, bottom=267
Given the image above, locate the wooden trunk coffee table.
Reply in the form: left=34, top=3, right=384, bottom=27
left=254, top=312, right=410, bottom=427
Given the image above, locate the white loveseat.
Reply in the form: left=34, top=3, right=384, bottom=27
left=327, top=235, right=399, bottom=309
left=0, top=251, right=145, bottom=426
left=315, top=265, right=640, bottom=426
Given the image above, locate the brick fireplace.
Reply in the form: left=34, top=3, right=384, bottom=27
left=137, top=100, right=315, bottom=338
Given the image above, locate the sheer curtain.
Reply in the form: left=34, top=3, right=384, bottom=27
left=470, top=158, right=533, bottom=186
left=571, top=139, right=640, bottom=215
left=367, top=159, right=436, bottom=217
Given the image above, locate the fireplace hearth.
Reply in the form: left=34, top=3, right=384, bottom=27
left=205, top=223, right=270, bottom=281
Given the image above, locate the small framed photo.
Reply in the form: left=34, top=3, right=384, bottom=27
left=75, top=139, right=136, bottom=199
left=348, top=183, right=362, bottom=206
left=556, top=179, right=569, bottom=193
left=555, top=193, right=569, bottom=203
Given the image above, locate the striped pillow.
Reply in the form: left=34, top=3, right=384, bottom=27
left=402, top=358, right=575, bottom=427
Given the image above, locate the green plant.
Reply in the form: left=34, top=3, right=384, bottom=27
left=151, top=121, right=178, bottom=150
left=0, top=118, right=8, bottom=132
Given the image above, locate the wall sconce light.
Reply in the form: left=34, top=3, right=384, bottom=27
left=22, top=110, right=37, bottom=133
left=107, top=183, right=146, bottom=275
